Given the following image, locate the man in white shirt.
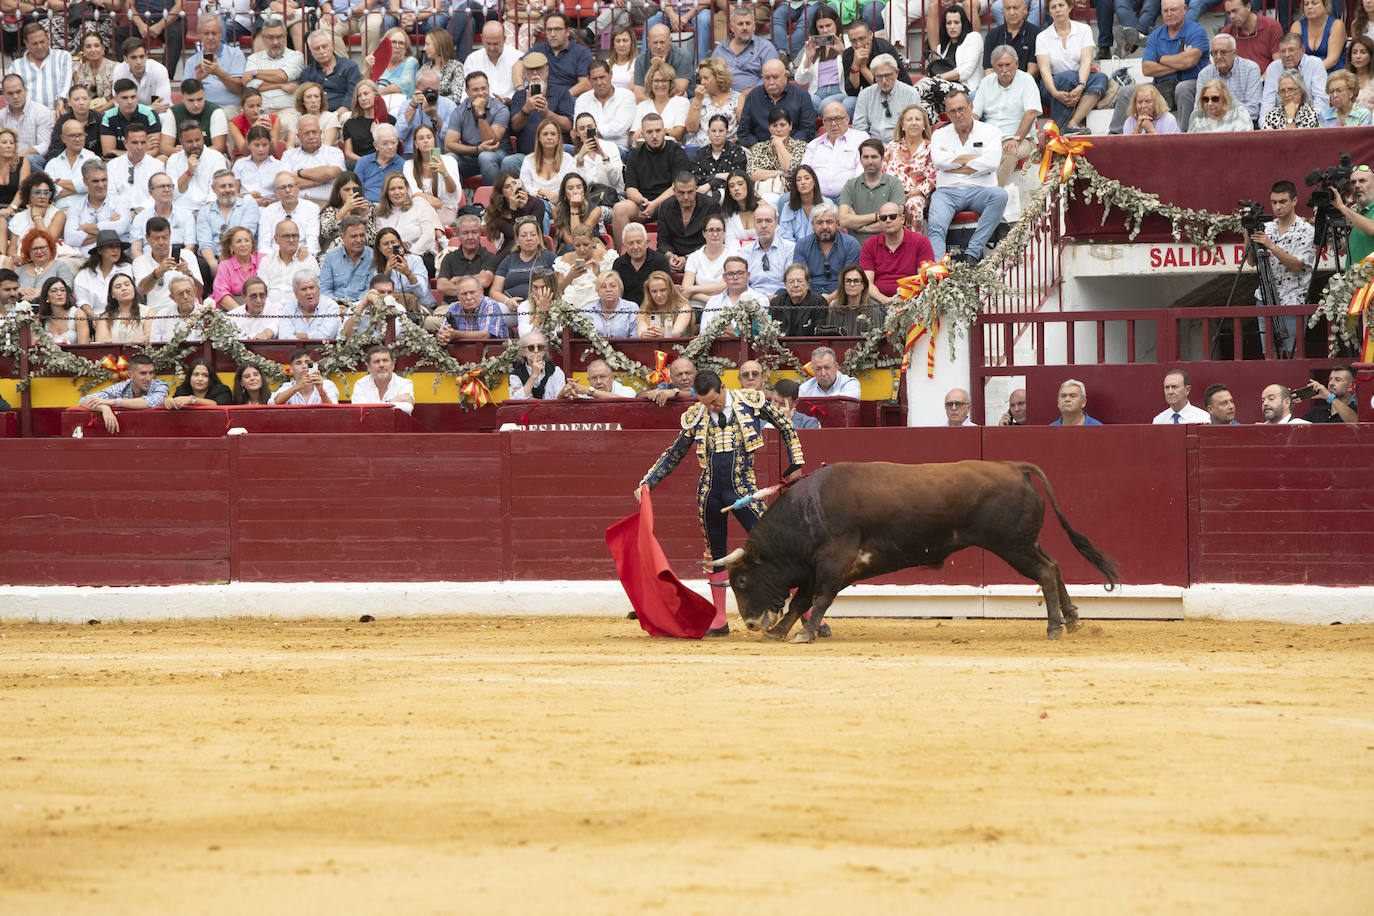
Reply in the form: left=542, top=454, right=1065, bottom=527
left=0, top=74, right=55, bottom=171
left=244, top=17, right=305, bottom=114
left=227, top=277, right=279, bottom=340
left=700, top=255, right=771, bottom=330
left=279, top=115, right=345, bottom=204
left=973, top=46, right=1041, bottom=186
left=1260, top=383, right=1311, bottom=425
left=65, top=161, right=132, bottom=253
left=146, top=274, right=204, bottom=343
left=1152, top=369, right=1211, bottom=424
left=462, top=20, right=525, bottom=103
left=6, top=23, right=71, bottom=115
left=573, top=60, right=636, bottom=151
left=105, top=124, right=167, bottom=213
left=259, top=219, right=319, bottom=310
left=278, top=272, right=343, bottom=340
left=943, top=388, right=978, bottom=426
left=801, top=101, right=868, bottom=201
left=166, top=121, right=230, bottom=210
left=46, top=118, right=100, bottom=211
left=797, top=345, right=860, bottom=398
left=927, top=89, right=1007, bottom=265
left=258, top=173, right=321, bottom=256
left=112, top=38, right=173, bottom=112
left=273, top=347, right=339, bottom=404
left=133, top=215, right=205, bottom=315
left=350, top=344, right=415, bottom=413
left=131, top=174, right=197, bottom=255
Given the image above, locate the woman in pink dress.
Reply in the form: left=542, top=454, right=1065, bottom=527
left=882, top=104, right=938, bottom=232
left=212, top=227, right=265, bottom=311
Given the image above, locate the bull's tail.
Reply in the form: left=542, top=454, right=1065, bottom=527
left=1018, top=463, right=1121, bottom=592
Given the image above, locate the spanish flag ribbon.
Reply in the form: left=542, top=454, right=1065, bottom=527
left=900, top=316, right=942, bottom=380
left=98, top=355, right=128, bottom=380
left=1037, top=121, right=1094, bottom=185
left=1349, top=278, right=1374, bottom=318
left=646, top=350, right=671, bottom=386
left=459, top=370, right=492, bottom=407
left=801, top=360, right=814, bottom=378
left=895, top=255, right=953, bottom=300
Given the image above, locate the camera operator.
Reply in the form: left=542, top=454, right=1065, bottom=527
left=1243, top=180, right=1313, bottom=357
left=1332, top=163, right=1374, bottom=263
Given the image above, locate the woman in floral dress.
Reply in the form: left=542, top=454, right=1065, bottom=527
left=882, top=103, right=937, bottom=231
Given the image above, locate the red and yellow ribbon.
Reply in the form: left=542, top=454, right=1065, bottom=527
left=99, top=355, right=128, bottom=380
left=1037, top=121, right=1094, bottom=184
left=801, top=361, right=814, bottom=378
left=1362, top=327, right=1374, bottom=364
left=896, top=255, right=952, bottom=300
left=459, top=370, right=492, bottom=407
left=900, top=316, right=941, bottom=379
left=646, top=350, right=671, bottom=386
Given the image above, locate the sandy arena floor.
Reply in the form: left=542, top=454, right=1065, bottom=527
left=1, top=616, right=1371, bottom=914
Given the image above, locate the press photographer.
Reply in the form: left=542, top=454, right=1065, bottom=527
left=1242, top=180, right=1313, bottom=357
left=1331, top=161, right=1374, bottom=263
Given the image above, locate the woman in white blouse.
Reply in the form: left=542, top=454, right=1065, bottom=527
left=519, top=120, right=576, bottom=212
left=73, top=236, right=134, bottom=317
left=554, top=225, right=617, bottom=309
left=374, top=172, right=443, bottom=262
left=681, top=215, right=736, bottom=308
left=405, top=123, right=462, bottom=224
left=607, top=27, right=638, bottom=92
left=931, top=6, right=984, bottom=94
left=1034, top=0, right=1108, bottom=133
left=630, top=61, right=690, bottom=145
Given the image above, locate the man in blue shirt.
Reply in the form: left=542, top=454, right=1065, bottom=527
left=1050, top=379, right=1105, bottom=425
left=196, top=170, right=260, bottom=274
left=446, top=72, right=521, bottom=184
left=396, top=69, right=458, bottom=154
left=319, top=218, right=376, bottom=304
left=508, top=51, right=575, bottom=154
left=790, top=203, right=860, bottom=296
left=78, top=354, right=170, bottom=433
left=353, top=123, right=406, bottom=201
left=736, top=59, right=818, bottom=146
left=1110, top=0, right=1209, bottom=132
left=301, top=28, right=362, bottom=119
left=709, top=5, right=779, bottom=94
left=185, top=15, right=247, bottom=113
left=530, top=12, right=592, bottom=98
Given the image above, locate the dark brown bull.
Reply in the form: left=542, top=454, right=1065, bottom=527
left=715, top=460, right=1121, bottom=643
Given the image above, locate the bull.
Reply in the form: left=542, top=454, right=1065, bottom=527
left=712, top=460, right=1120, bottom=643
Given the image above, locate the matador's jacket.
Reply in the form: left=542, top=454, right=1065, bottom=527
left=640, top=388, right=806, bottom=555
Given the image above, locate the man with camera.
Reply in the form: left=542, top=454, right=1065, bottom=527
left=1243, top=180, right=1313, bottom=358
left=1332, top=164, right=1374, bottom=264
left=398, top=69, right=458, bottom=156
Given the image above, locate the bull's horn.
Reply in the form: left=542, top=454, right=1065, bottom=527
left=708, top=548, right=746, bottom=567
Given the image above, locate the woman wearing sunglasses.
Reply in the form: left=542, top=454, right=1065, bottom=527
left=507, top=329, right=566, bottom=401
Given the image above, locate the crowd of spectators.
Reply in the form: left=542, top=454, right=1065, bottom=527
left=0, top=5, right=1363, bottom=416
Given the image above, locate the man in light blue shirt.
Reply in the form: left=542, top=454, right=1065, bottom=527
left=741, top=203, right=795, bottom=296
left=1260, top=33, right=1329, bottom=118
left=78, top=354, right=170, bottom=433
left=278, top=274, right=345, bottom=341
left=196, top=169, right=260, bottom=273
left=1110, top=0, right=1210, bottom=133
left=790, top=203, right=860, bottom=296
left=1193, top=33, right=1263, bottom=122
left=7, top=23, right=72, bottom=114
left=185, top=15, right=248, bottom=112
left=64, top=161, right=133, bottom=253
left=353, top=123, right=406, bottom=202
left=797, top=345, right=860, bottom=398
left=319, top=218, right=375, bottom=304
left=710, top=5, right=779, bottom=94
left=396, top=69, right=458, bottom=154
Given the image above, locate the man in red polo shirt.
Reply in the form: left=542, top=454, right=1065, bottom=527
left=1220, top=0, right=1284, bottom=73
left=859, top=201, right=935, bottom=309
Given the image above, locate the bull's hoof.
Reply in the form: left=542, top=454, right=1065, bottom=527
left=1046, top=626, right=1063, bottom=641
left=763, top=626, right=788, bottom=641
left=1064, top=616, right=1081, bottom=634
left=790, top=629, right=817, bottom=644
left=817, top=622, right=832, bottom=638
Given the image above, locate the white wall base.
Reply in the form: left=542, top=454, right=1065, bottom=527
left=2, top=581, right=1368, bottom=627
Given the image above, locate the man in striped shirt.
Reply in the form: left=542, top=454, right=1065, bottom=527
left=6, top=23, right=71, bottom=116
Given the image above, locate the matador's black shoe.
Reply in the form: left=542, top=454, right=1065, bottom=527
left=705, top=625, right=730, bottom=637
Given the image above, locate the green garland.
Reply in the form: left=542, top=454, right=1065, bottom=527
left=1313, top=256, right=1371, bottom=354
left=1069, top=159, right=1241, bottom=246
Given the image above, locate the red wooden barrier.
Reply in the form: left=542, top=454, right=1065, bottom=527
left=0, top=440, right=230, bottom=585
left=495, top=399, right=692, bottom=430
left=1187, top=425, right=1374, bottom=585
left=983, top=425, right=1190, bottom=586
left=232, top=434, right=505, bottom=582
left=0, top=412, right=15, bottom=437
left=62, top=405, right=426, bottom=438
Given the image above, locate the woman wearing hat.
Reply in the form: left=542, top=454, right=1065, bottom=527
left=74, top=230, right=133, bottom=317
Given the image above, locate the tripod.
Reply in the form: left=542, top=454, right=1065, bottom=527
left=1220, top=232, right=1281, bottom=360
left=1309, top=203, right=1352, bottom=357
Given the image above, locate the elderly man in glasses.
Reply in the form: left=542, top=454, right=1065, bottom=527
left=1191, top=33, right=1262, bottom=122
left=507, top=330, right=566, bottom=400
left=1335, top=164, right=1374, bottom=267
left=853, top=55, right=918, bottom=145
left=802, top=101, right=868, bottom=202
left=943, top=388, right=977, bottom=426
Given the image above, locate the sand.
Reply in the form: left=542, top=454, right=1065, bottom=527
left=1, top=616, right=1371, bottom=914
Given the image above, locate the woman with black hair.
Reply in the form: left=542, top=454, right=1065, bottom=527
left=745, top=107, right=808, bottom=202
left=6, top=172, right=65, bottom=259
left=74, top=230, right=133, bottom=316
left=691, top=114, right=747, bottom=201
left=93, top=272, right=148, bottom=345
left=371, top=227, right=435, bottom=313
left=166, top=357, right=233, bottom=409
left=719, top=170, right=760, bottom=247
left=37, top=277, right=91, bottom=345
left=320, top=172, right=378, bottom=253
left=232, top=364, right=272, bottom=405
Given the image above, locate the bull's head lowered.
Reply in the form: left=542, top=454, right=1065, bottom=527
left=709, top=543, right=794, bottom=635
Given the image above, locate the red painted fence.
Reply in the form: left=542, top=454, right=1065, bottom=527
left=3, top=425, right=1371, bottom=590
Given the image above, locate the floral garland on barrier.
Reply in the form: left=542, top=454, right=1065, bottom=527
left=681, top=297, right=807, bottom=378
left=1068, top=159, right=1240, bottom=246
left=1313, top=253, right=1373, bottom=355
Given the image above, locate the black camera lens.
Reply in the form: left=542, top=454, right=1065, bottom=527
left=424, top=88, right=437, bottom=105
